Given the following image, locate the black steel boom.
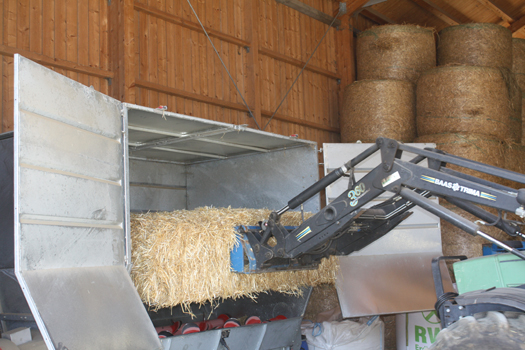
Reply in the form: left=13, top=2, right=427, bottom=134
left=238, top=137, right=525, bottom=273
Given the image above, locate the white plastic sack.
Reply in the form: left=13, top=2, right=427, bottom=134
left=302, top=317, right=384, bottom=350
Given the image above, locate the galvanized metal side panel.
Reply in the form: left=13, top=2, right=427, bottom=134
left=22, top=266, right=159, bottom=350
left=14, top=55, right=161, bottom=349
left=259, top=318, right=303, bottom=349
left=323, top=143, right=453, bottom=317
left=187, top=147, right=320, bottom=212
left=161, top=331, right=221, bottom=350
left=129, top=159, right=187, bottom=212
left=221, top=326, right=265, bottom=350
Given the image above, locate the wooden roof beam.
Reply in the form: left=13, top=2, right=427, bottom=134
left=275, top=0, right=341, bottom=27
left=339, top=0, right=375, bottom=19
left=474, top=0, right=525, bottom=35
left=416, top=0, right=464, bottom=24
left=360, top=8, right=397, bottom=24
left=407, top=0, right=460, bottom=25
left=511, top=14, right=525, bottom=33
left=475, top=0, right=514, bottom=23
left=498, top=19, right=511, bottom=28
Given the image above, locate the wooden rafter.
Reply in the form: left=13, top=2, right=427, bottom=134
left=497, top=20, right=511, bottom=28
left=357, top=9, right=384, bottom=24
left=361, top=8, right=397, bottom=24
left=475, top=0, right=514, bottom=23
left=511, top=15, right=525, bottom=33
left=417, top=0, right=464, bottom=24
left=275, top=0, right=341, bottom=27
left=475, top=0, right=525, bottom=35
left=339, top=0, right=374, bottom=18
left=408, top=0, right=460, bottom=25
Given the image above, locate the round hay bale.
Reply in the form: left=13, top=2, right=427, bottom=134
left=504, top=142, right=525, bottom=189
left=508, top=80, right=523, bottom=143
left=414, top=133, right=505, bottom=183
left=440, top=205, right=484, bottom=260
left=438, top=201, right=511, bottom=279
left=341, top=80, right=415, bottom=143
left=512, top=38, right=525, bottom=92
left=437, top=23, right=512, bottom=69
left=523, top=93, right=525, bottom=145
left=438, top=199, right=517, bottom=281
left=513, top=88, right=524, bottom=143
left=416, top=66, right=521, bottom=142
left=516, top=75, right=525, bottom=94
left=356, top=25, right=436, bottom=84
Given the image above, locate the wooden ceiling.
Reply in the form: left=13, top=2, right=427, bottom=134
left=351, top=0, right=525, bottom=38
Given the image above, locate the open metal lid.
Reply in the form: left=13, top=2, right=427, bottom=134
left=126, top=104, right=316, bottom=165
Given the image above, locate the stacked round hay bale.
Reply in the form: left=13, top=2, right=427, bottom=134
left=504, top=143, right=525, bottom=189
left=512, top=38, right=525, bottom=145
left=341, top=80, right=415, bottom=143
left=417, top=23, right=521, bottom=261
left=438, top=23, right=512, bottom=69
left=341, top=25, right=435, bottom=143
left=439, top=203, right=511, bottom=278
left=356, top=25, right=436, bottom=83
left=522, top=91, right=525, bottom=145
left=516, top=89, right=525, bottom=153
left=414, top=134, right=507, bottom=260
left=434, top=23, right=521, bottom=143
left=512, top=38, right=525, bottom=91
left=414, top=133, right=505, bottom=181
left=416, top=65, right=521, bottom=142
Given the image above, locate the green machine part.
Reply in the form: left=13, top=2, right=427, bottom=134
left=454, top=253, right=525, bottom=295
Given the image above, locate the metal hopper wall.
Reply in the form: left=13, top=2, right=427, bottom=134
left=12, top=55, right=320, bottom=350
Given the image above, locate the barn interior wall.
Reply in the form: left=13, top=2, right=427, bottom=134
left=0, top=0, right=350, bottom=151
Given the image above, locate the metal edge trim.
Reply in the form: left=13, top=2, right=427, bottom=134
left=187, top=144, right=315, bottom=166
left=13, top=55, right=56, bottom=349
left=129, top=156, right=186, bottom=166
left=123, top=102, right=318, bottom=147
left=122, top=106, right=132, bottom=272
left=130, top=144, right=315, bottom=166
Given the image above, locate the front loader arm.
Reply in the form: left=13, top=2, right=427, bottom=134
left=234, top=137, right=525, bottom=273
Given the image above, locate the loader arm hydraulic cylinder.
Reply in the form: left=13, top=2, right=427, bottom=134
left=277, top=143, right=379, bottom=215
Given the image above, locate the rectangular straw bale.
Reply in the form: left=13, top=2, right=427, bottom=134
left=130, top=207, right=338, bottom=311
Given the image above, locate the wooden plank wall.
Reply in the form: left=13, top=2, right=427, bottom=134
left=1, top=0, right=347, bottom=150
left=129, top=0, right=342, bottom=147
left=257, top=0, right=341, bottom=144
left=132, top=0, right=253, bottom=128
left=0, top=0, right=113, bottom=133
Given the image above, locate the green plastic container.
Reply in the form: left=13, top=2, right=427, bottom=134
left=453, top=253, right=525, bottom=294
